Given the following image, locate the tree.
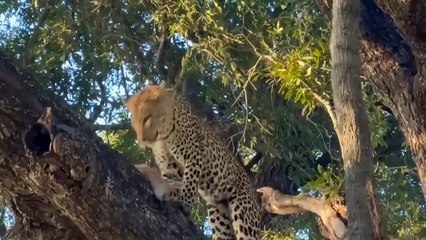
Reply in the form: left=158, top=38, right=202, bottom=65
left=0, top=0, right=424, bottom=239
left=0, top=51, right=204, bottom=240
left=316, top=0, right=426, bottom=199
left=329, top=0, right=382, bottom=238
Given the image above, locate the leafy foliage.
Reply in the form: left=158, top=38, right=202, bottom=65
left=0, top=0, right=424, bottom=239
left=100, top=130, right=149, bottom=164
left=376, top=164, right=426, bottom=239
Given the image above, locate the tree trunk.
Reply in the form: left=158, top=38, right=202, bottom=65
left=0, top=52, right=204, bottom=240
left=330, top=0, right=384, bottom=239
left=316, top=0, right=426, bottom=200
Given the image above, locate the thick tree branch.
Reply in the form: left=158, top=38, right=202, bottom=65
left=316, top=0, right=426, bottom=200
left=5, top=193, right=87, bottom=240
left=0, top=51, right=204, bottom=240
left=329, top=1, right=384, bottom=239
left=257, top=187, right=348, bottom=240
left=376, top=0, right=426, bottom=47
left=257, top=187, right=401, bottom=240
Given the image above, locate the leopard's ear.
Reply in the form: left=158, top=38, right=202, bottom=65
left=126, top=86, right=163, bottom=109
left=122, top=92, right=142, bottom=113
left=124, top=94, right=138, bottom=112
left=158, top=81, right=174, bottom=93
left=144, top=86, right=163, bottom=101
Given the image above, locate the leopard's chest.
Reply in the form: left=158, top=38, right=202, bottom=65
left=198, top=185, right=227, bottom=203
left=197, top=165, right=237, bottom=203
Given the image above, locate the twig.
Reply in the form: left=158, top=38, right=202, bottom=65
left=92, top=123, right=130, bottom=131
left=22, top=6, right=51, bottom=66
left=89, top=75, right=108, bottom=122
left=310, top=91, right=338, bottom=131
left=114, top=2, right=150, bottom=77
left=154, top=26, right=169, bottom=77
left=244, top=152, right=263, bottom=171
left=120, top=65, right=130, bottom=99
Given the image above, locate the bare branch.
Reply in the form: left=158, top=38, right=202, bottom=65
left=120, top=65, right=130, bottom=100
left=155, top=26, right=169, bottom=77
left=257, top=186, right=347, bottom=240
left=257, top=187, right=404, bottom=240
left=89, top=75, right=108, bottom=122
left=311, top=91, right=337, bottom=131
left=92, top=123, right=130, bottom=131
left=244, top=152, right=263, bottom=171
left=169, top=54, right=187, bottom=92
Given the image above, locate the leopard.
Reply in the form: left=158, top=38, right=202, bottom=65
left=126, top=84, right=261, bottom=240
left=135, top=142, right=184, bottom=189
left=135, top=163, right=179, bottom=201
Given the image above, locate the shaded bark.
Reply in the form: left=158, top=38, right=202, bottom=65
left=330, top=0, right=384, bottom=239
left=316, top=0, right=426, bottom=199
left=0, top=52, right=204, bottom=240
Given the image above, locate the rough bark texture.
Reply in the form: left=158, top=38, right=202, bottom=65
left=0, top=52, right=204, bottom=240
left=330, top=0, right=383, bottom=239
left=316, top=0, right=426, bottom=199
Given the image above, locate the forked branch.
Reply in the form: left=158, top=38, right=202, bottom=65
left=257, top=186, right=347, bottom=240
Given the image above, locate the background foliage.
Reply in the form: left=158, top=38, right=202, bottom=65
left=0, top=0, right=425, bottom=239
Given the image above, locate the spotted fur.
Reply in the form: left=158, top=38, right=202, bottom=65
left=126, top=85, right=261, bottom=240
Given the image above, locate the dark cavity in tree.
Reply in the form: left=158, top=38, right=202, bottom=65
left=24, top=123, right=51, bottom=156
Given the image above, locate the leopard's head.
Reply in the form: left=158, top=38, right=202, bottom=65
left=125, top=85, right=175, bottom=148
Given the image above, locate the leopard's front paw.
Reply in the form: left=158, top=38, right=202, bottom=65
left=136, top=164, right=173, bottom=201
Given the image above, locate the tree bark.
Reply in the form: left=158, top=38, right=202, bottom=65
left=330, top=0, right=384, bottom=239
left=257, top=187, right=403, bottom=240
left=257, top=187, right=348, bottom=240
left=0, top=52, right=204, bottom=240
left=316, top=0, right=426, bottom=199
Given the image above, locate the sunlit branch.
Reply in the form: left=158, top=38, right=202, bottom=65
left=257, top=186, right=347, bottom=240
left=310, top=91, right=337, bottom=131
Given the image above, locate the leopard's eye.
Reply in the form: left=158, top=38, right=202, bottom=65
left=143, top=115, right=152, bottom=127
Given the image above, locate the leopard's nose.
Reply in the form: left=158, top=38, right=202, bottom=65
left=138, top=135, right=146, bottom=144
left=137, top=138, right=146, bottom=150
